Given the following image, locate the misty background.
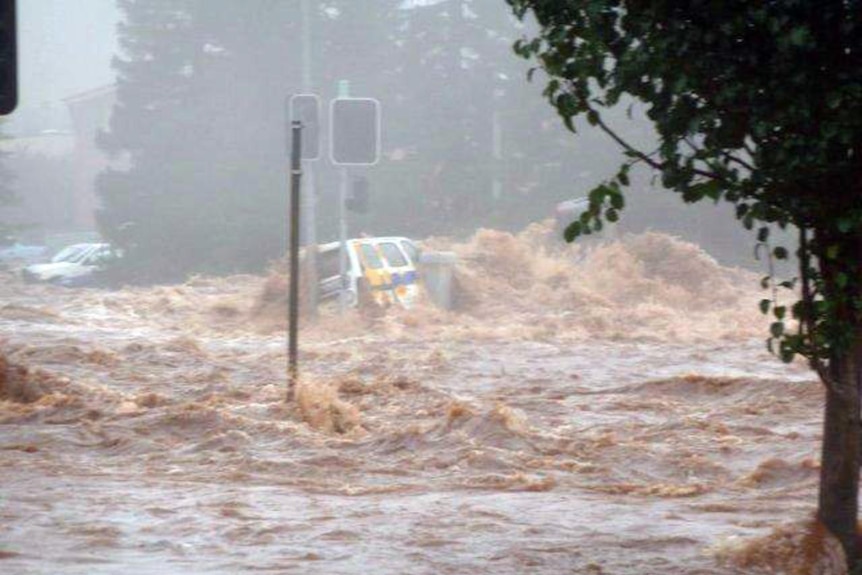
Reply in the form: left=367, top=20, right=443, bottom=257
left=1, top=0, right=758, bottom=281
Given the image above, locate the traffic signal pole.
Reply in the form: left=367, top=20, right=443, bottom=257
left=338, top=165, right=349, bottom=314
left=300, top=0, right=319, bottom=317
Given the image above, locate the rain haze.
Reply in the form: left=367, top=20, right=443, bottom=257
left=0, top=2, right=843, bottom=574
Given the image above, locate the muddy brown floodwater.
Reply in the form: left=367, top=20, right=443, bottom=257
left=0, top=229, right=844, bottom=574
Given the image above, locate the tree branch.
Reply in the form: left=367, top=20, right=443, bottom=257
left=592, top=110, right=730, bottom=182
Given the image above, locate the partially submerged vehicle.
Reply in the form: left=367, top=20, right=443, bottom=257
left=554, top=196, right=619, bottom=241
left=554, top=197, right=590, bottom=236
left=0, top=239, right=49, bottom=265
left=22, top=243, right=121, bottom=285
left=315, top=236, right=420, bottom=308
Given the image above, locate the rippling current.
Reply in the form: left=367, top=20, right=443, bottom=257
left=0, top=230, right=840, bottom=574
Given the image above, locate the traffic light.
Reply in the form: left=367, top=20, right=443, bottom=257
left=330, top=98, right=380, bottom=165
left=288, top=94, right=320, bottom=161
left=347, top=177, right=369, bottom=213
left=0, top=0, right=16, bottom=115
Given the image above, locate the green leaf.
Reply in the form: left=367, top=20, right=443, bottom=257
left=586, top=110, right=600, bottom=126
left=757, top=227, right=769, bottom=242
left=759, top=299, right=771, bottom=315
left=689, top=180, right=722, bottom=201
left=836, top=273, right=848, bottom=289
left=773, top=246, right=788, bottom=260
left=606, top=208, right=619, bottom=222
left=788, top=26, right=809, bottom=47
left=617, top=170, right=629, bottom=187
left=564, top=221, right=582, bottom=242
left=589, top=184, right=609, bottom=205
left=770, top=321, right=784, bottom=338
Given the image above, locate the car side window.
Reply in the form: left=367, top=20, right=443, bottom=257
left=317, top=249, right=341, bottom=279
left=399, top=241, right=418, bottom=265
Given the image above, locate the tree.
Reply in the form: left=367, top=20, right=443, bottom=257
left=506, top=0, right=862, bottom=568
left=98, top=0, right=296, bottom=280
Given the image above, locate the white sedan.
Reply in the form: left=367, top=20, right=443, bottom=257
left=22, top=243, right=117, bottom=284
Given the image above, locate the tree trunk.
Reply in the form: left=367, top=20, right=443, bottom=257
left=818, top=337, right=862, bottom=569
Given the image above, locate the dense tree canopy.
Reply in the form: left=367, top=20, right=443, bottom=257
left=506, top=0, right=862, bottom=567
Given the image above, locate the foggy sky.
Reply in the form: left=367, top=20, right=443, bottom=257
left=14, top=0, right=118, bottom=126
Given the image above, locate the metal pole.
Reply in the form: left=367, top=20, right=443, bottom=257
left=304, top=163, right=319, bottom=317
left=338, top=166, right=349, bottom=314
left=300, top=0, right=319, bottom=317
left=288, top=121, right=303, bottom=401
left=492, top=86, right=503, bottom=201
left=300, top=0, right=311, bottom=90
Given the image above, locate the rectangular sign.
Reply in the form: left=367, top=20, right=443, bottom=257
left=330, top=97, right=380, bottom=166
left=288, top=94, right=320, bottom=161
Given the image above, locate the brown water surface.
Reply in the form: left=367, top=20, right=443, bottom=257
left=0, top=230, right=835, bottom=574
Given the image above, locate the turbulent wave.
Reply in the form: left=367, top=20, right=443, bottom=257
left=0, top=229, right=823, bottom=575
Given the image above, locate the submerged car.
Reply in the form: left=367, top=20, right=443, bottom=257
left=554, top=196, right=619, bottom=240
left=0, top=241, right=49, bottom=265
left=315, top=236, right=420, bottom=308
left=22, top=243, right=120, bottom=285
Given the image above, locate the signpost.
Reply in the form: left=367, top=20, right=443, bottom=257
left=330, top=92, right=381, bottom=313
left=289, top=94, right=321, bottom=318
left=286, top=120, right=302, bottom=401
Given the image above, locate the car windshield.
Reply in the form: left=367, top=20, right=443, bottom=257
left=51, top=245, right=90, bottom=263
left=83, top=246, right=114, bottom=265
left=379, top=242, right=408, bottom=267
left=358, top=243, right=383, bottom=270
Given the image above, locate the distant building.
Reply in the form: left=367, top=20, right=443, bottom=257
left=0, top=85, right=125, bottom=244
left=63, top=84, right=121, bottom=231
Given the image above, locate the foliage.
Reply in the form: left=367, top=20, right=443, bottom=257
left=507, top=0, right=862, bottom=371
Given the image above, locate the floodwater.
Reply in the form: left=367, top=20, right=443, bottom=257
left=0, top=228, right=842, bottom=574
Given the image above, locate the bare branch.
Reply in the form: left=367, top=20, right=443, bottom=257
left=723, top=152, right=755, bottom=173
left=592, top=110, right=730, bottom=182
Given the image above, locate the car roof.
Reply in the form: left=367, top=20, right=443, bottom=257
left=317, top=237, right=414, bottom=251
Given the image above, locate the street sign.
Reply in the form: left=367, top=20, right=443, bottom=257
left=288, top=94, right=320, bottom=161
left=330, top=97, right=380, bottom=166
